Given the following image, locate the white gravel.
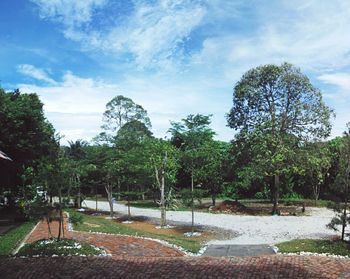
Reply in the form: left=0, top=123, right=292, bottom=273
left=83, top=200, right=337, bottom=245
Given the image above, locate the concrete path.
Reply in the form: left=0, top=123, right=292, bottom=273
left=202, top=244, right=276, bottom=257
left=84, top=200, right=337, bottom=245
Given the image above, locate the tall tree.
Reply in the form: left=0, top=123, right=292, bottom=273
left=327, top=125, right=350, bottom=240
left=0, top=88, right=56, bottom=204
left=97, top=95, right=151, bottom=143
left=116, top=120, right=154, bottom=201
left=301, top=142, right=331, bottom=205
left=169, top=114, right=216, bottom=231
left=227, top=63, right=333, bottom=214
left=65, top=140, right=88, bottom=207
left=145, top=138, right=178, bottom=227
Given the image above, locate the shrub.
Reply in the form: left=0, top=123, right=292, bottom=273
left=69, top=212, right=83, bottom=225
left=179, top=189, right=207, bottom=207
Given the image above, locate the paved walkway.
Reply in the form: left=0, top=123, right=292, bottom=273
left=203, top=244, right=276, bottom=257
left=2, top=255, right=350, bottom=278
left=26, top=217, right=184, bottom=257
left=84, top=200, right=337, bottom=245
left=7, top=211, right=350, bottom=278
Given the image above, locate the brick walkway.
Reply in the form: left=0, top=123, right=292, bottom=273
left=26, top=217, right=184, bottom=257
left=6, top=215, right=350, bottom=278
left=2, top=255, right=350, bottom=278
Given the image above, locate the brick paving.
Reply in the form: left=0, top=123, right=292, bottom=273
left=4, top=214, right=350, bottom=278
left=2, top=255, right=350, bottom=278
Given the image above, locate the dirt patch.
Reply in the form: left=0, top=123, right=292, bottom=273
left=211, top=200, right=253, bottom=214
left=120, top=221, right=211, bottom=241
left=210, top=200, right=304, bottom=216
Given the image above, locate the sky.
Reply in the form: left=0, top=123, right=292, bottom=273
left=1, top=0, right=350, bottom=144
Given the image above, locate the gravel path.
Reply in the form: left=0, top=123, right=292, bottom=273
left=83, top=200, right=337, bottom=245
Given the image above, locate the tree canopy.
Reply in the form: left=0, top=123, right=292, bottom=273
left=227, top=63, right=333, bottom=213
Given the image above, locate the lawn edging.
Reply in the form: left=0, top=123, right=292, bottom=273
left=274, top=238, right=350, bottom=259
left=12, top=220, right=41, bottom=255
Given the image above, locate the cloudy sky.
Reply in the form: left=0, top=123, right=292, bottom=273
left=1, top=0, right=350, bottom=144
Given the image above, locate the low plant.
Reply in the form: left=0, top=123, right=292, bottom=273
left=277, top=238, right=350, bottom=256
left=17, top=238, right=106, bottom=257
left=69, top=212, right=84, bottom=225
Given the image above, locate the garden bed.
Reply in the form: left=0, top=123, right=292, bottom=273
left=17, top=238, right=108, bottom=257
left=67, top=208, right=234, bottom=253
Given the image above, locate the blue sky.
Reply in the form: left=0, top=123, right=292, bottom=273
left=1, top=0, right=350, bottom=144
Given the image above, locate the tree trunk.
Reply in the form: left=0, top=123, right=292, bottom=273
left=141, top=185, right=145, bottom=201
left=160, top=169, right=166, bottom=227
left=314, top=183, right=320, bottom=206
left=46, top=213, right=53, bottom=238
left=95, top=185, right=98, bottom=212
left=127, top=195, right=131, bottom=220
left=77, top=175, right=81, bottom=209
left=272, top=174, right=280, bottom=215
left=211, top=195, right=216, bottom=206
left=191, top=170, right=195, bottom=234
left=57, top=188, right=64, bottom=240
left=342, top=178, right=349, bottom=241
left=105, top=182, right=113, bottom=218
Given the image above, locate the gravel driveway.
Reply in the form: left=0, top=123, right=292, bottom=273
left=83, top=200, right=337, bottom=245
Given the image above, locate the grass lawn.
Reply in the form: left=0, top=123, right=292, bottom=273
left=276, top=239, right=350, bottom=256
left=17, top=238, right=106, bottom=257
left=0, top=221, right=36, bottom=256
left=66, top=209, right=207, bottom=253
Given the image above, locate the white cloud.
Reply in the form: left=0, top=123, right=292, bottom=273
left=190, top=0, right=350, bottom=82
left=17, top=70, right=233, bottom=144
left=318, top=73, right=350, bottom=91
left=31, top=0, right=107, bottom=27
left=17, top=64, right=57, bottom=85
left=105, top=0, right=206, bottom=67
left=26, top=0, right=350, bottom=141
left=317, top=72, right=350, bottom=136
left=31, top=0, right=206, bottom=68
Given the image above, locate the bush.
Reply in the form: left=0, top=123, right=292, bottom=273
left=179, top=189, right=207, bottom=207
left=69, top=212, right=83, bottom=225
left=254, top=185, right=271, bottom=200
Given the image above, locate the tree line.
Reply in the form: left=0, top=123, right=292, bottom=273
left=1, top=63, right=350, bottom=226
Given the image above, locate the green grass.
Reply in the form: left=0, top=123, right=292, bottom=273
left=0, top=221, right=36, bottom=256
left=65, top=209, right=203, bottom=253
left=276, top=239, right=350, bottom=256
left=17, top=238, right=105, bottom=257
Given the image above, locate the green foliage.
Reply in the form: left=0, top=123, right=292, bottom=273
left=227, top=63, right=333, bottom=212
left=98, top=95, right=151, bottom=144
left=254, top=186, right=271, bottom=200
left=69, top=212, right=84, bottom=225
left=17, top=238, right=105, bottom=257
left=0, top=88, right=57, bottom=197
left=0, top=221, right=36, bottom=256
left=327, top=124, right=350, bottom=240
left=179, top=188, right=207, bottom=207
left=277, top=239, right=350, bottom=256
left=281, top=192, right=303, bottom=201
